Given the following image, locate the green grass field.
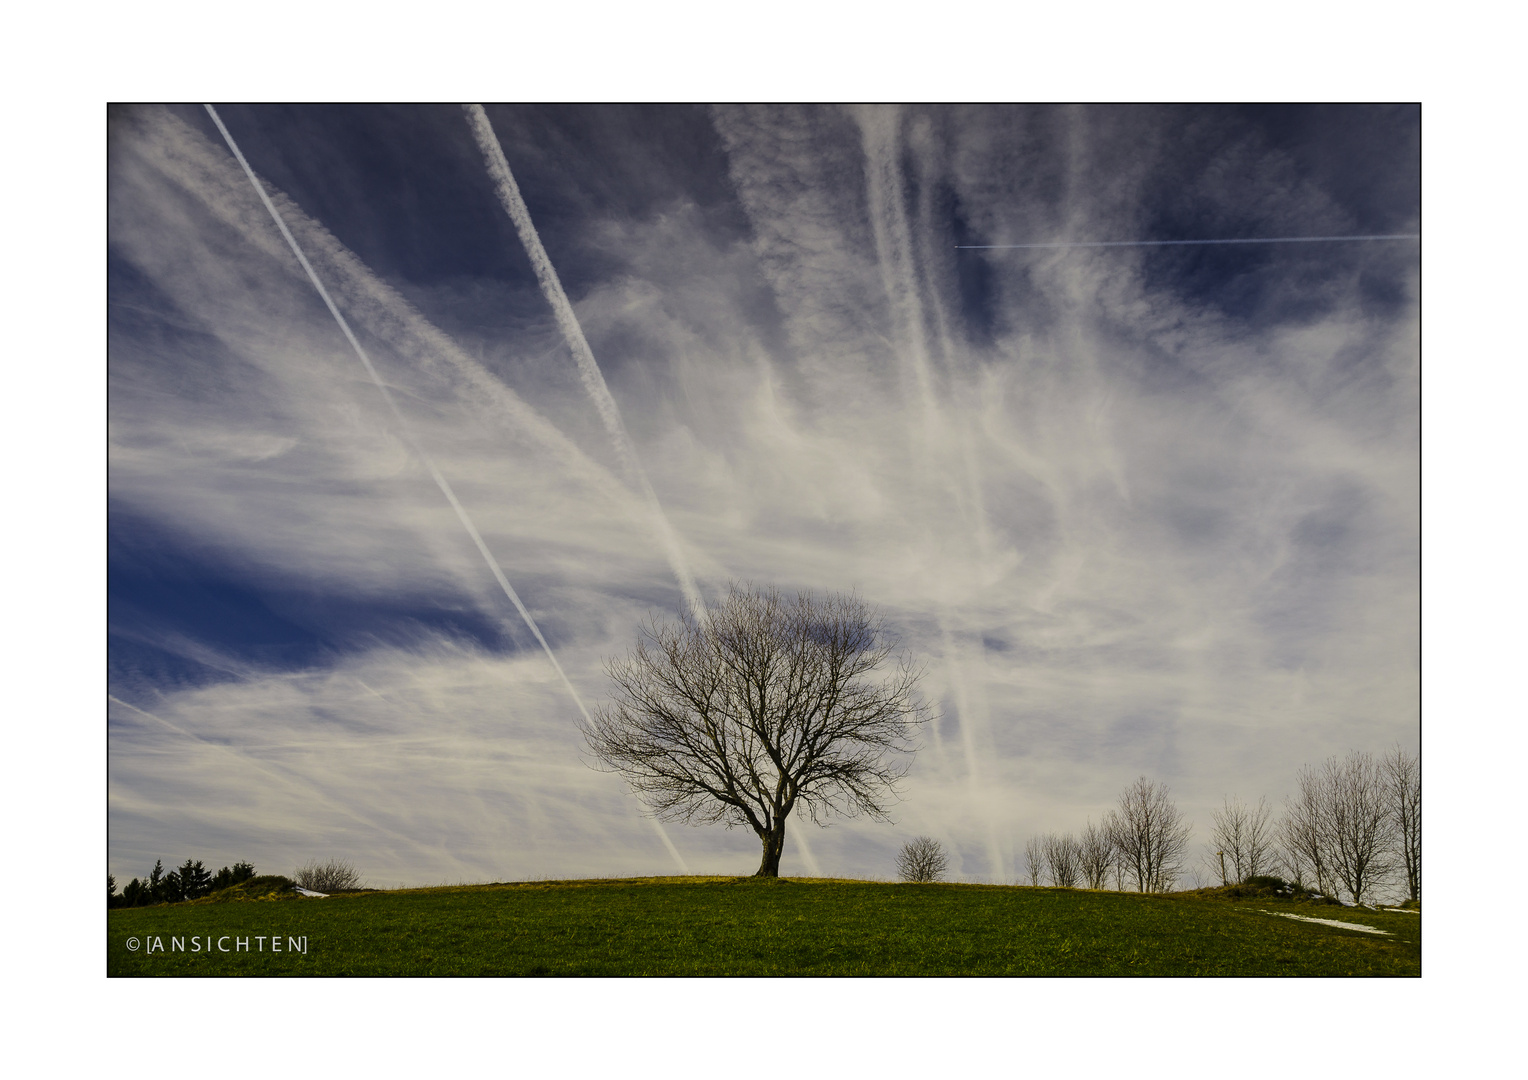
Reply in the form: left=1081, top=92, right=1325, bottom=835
left=107, top=877, right=1420, bottom=977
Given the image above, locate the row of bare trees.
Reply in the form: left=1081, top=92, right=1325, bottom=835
left=1206, top=795, right=1279, bottom=884
left=1277, top=747, right=1420, bottom=905
left=1028, top=777, right=1193, bottom=893
left=577, top=584, right=1419, bottom=900
left=1023, top=748, right=1419, bottom=905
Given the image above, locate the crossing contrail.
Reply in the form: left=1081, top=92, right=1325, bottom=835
left=859, top=105, right=1008, bottom=882
left=204, top=104, right=691, bottom=876
left=109, top=694, right=473, bottom=876
left=133, top=108, right=637, bottom=518
left=203, top=104, right=588, bottom=721
left=957, top=234, right=1419, bottom=250
left=462, top=104, right=708, bottom=626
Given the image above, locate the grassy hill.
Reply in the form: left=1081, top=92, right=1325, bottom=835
left=107, top=877, right=1420, bottom=977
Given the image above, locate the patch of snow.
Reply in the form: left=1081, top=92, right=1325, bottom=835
left=1259, top=910, right=1389, bottom=935
left=294, top=886, right=329, bottom=898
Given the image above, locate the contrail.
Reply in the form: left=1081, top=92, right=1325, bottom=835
left=957, top=234, right=1419, bottom=250
left=203, top=104, right=588, bottom=723
left=133, top=108, right=637, bottom=518
left=462, top=104, right=708, bottom=625
left=204, top=105, right=690, bottom=876
left=648, top=819, right=691, bottom=875
left=109, top=694, right=473, bottom=876
left=791, top=822, right=822, bottom=877
left=859, top=105, right=1008, bottom=882
left=859, top=106, right=939, bottom=443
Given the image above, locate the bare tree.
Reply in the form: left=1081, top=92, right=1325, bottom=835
left=896, top=836, right=949, bottom=883
left=1326, top=751, right=1399, bottom=905
left=1384, top=745, right=1421, bottom=903
left=1078, top=819, right=1114, bottom=890
left=1024, top=835, right=1046, bottom=886
left=1282, top=751, right=1398, bottom=905
left=293, top=858, right=362, bottom=892
left=1207, top=795, right=1278, bottom=884
left=582, top=584, right=931, bottom=877
left=1043, top=832, right=1082, bottom=889
left=1106, top=777, right=1192, bottom=892
left=1278, top=772, right=1333, bottom=896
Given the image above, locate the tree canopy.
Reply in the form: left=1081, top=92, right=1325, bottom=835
left=582, top=584, right=931, bottom=876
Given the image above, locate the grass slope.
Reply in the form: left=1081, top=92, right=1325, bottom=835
left=107, top=877, right=1420, bottom=977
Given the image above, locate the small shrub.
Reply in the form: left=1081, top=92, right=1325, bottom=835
left=294, top=858, right=363, bottom=892
left=196, top=875, right=297, bottom=903
left=1243, top=874, right=1288, bottom=890
left=896, top=837, right=949, bottom=883
left=1173, top=875, right=1345, bottom=905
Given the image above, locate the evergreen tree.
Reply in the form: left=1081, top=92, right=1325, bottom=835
left=177, top=859, right=212, bottom=899
left=161, top=868, right=185, bottom=903
left=122, top=877, right=147, bottom=906
left=209, top=860, right=257, bottom=893
left=147, top=859, right=166, bottom=902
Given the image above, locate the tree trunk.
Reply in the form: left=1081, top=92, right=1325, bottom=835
left=754, top=821, right=787, bottom=877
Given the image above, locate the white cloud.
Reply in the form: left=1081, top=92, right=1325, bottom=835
left=109, top=106, right=1418, bottom=886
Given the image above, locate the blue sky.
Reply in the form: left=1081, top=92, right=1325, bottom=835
left=107, top=104, right=1419, bottom=888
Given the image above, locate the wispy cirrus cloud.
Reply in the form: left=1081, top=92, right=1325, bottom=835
left=109, top=104, right=1417, bottom=887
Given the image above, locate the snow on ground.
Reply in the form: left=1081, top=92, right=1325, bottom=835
left=1258, top=910, right=1390, bottom=935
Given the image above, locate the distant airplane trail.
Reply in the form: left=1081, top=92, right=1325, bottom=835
left=205, top=104, right=692, bottom=877
left=957, top=234, right=1419, bottom=250
left=859, top=105, right=1008, bottom=882
left=462, top=104, right=709, bottom=626
left=108, top=695, right=473, bottom=875
left=202, top=104, right=589, bottom=725
left=135, top=109, right=636, bottom=517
